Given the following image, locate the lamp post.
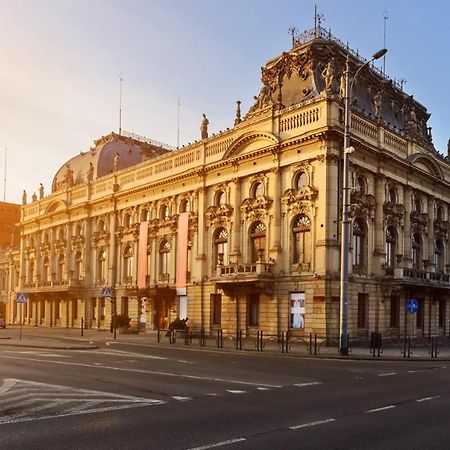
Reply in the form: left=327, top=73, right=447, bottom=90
left=339, top=48, right=387, bottom=356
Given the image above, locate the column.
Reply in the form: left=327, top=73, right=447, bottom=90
left=373, top=174, right=386, bottom=275
left=427, top=196, right=435, bottom=270
left=230, top=177, right=241, bottom=260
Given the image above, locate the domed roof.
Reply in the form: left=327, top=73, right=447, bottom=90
left=52, top=132, right=172, bottom=192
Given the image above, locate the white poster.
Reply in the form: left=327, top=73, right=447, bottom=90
left=290, top=292, right=305, bottom=329
left=179, top=296, right=187, bottom=320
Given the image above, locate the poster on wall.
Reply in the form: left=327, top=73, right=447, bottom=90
left=290, top=292, right=305, bottom=329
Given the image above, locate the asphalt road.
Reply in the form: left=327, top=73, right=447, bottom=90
left=0, top=334, right=449, bottom=449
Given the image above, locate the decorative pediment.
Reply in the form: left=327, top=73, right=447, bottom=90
left=44, top=200, right=67, bottom=215
left=434, top=220, right=449, bottom=240
left=70, top=235, right=85, bottom=251
left=240, top=196, right=272, bottom=222
left=350, top=193, right=375, bottom=218
left=407, top=153, right=443, bottom=179
left=383, top=202, right=405, bottom=227
left=223, top=132, right=279, bottom=160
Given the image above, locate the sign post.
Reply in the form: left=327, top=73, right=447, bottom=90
left=102, top=287, right=116, bottom=340
left=16, top=292, right=28, bottom=341
left=405, top=299, right=419, bottom=357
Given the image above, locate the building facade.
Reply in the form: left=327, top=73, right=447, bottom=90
left=4, top=27, right=450, bottom=339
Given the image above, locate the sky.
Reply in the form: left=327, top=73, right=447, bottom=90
left=0, top=0, right=448, bottom=204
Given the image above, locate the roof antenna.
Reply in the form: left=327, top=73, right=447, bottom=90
left=3, top=147, right=6, bottom=202
left=177, top=97, right=181, bottom=149
left=314, top=5, right=325, bottom=37
left=288, top=27, right=298, bottom=48
left=383, top=10, right=389, bottom=75
left=119, top=74, right=124, bottom=135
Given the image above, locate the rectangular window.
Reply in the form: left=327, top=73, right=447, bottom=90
left=99, top=297, right=105, bottom=320
left=416, top=299, right=424, bottom=329
left=290, top=292, right=305, bottom=329
left=248, top=294, right=259, bottom=326
left=438, top=299, right=445, bottom=328
left=121, top=297, right=129, bottom=317
left=357, top=293, right=368, bottom=328
left=210, top=294, right=222, bottom=325
left=390, top=295, right=400, bottom=328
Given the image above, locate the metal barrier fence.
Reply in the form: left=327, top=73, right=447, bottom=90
left=155, top=328, right=450, bottom=358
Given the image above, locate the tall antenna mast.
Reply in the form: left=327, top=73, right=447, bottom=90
left=383, top=11, right=389, bottom=75
left=119, top=75, right=124, bottom=135
left=177, top=97, right=181, bottom=149
left=3, top=147, right=6, bottom=202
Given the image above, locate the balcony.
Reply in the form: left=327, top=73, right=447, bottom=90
left=22, top=278, right=85, bottom=294
left=384, top=266, right=450, bottom=287
left=212, top=261, right=273, bottom=285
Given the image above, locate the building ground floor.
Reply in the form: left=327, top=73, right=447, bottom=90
left=5, top=278, right=450, bottom=340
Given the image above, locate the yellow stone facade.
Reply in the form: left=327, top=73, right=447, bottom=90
left=2, top=27, right=450, bottom=340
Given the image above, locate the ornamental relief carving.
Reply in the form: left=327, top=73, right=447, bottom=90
left=240, top=196, right=273, bottom=222
left=91, top=231, right=110, bottom=246
left=383, top=202, right=405, bottom=227
left=70, top=235, right=85, bottom=251
left=434, top=219, right=449, bottom=240
left=350, top=192, right=376, bottom=219
left=205, top=204, right=233, bottom=225
left=410, top=211, right=429, bottom=233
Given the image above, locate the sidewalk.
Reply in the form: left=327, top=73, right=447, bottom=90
left=0, top=326, right=449, bottom=361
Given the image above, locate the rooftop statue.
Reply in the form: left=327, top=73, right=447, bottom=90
left=22, top=190, right=27, bottom=205
left=201, top=114, right=209, bottom=140
left=39, top=183, right=44, bottom=199
left=87, top=162, right=94, bottom=182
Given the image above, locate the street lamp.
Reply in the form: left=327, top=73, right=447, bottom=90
left=339, top=48, right=387, bottom=356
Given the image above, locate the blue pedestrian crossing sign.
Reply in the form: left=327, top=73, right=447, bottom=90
left=102, top=286, right=112, bottom=298
left=406, top=299, right=419, bottom=314
left=16, top=292, right=28, bottom=303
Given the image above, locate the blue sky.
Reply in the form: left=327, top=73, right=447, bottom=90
left=0, top=0, right=448, bottom=203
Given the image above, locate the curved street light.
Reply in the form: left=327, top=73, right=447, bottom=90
left=339, top=48, right=388, bottom=356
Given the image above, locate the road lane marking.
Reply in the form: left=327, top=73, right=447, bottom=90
left=294, top=382, right=322, bottom=387
left=257, top=387, right=270, bottom=391
left=416, top=396, right=440, bottom=402
left=365, top=405, right=395, bottom=413
left=378, top=373, right=396, bottom=377
left=187, top=438, right=246, bottom=450
left=226, top=390, right=247, bottom=394
left=172, top=396, right=192, bottom=402
left=0, top=378, right=165, bottom=425
left=177, top=360, right=195, bottom=364
left=0, top=355, right=282, bottom=388
left=289, top=418, right=335, bottom=430
left=407, top=370, right=423, bottom=373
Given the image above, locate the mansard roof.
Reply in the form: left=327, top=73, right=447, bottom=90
left=245, top=26, right=434, bottom=152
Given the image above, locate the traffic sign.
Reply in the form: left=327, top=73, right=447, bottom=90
left=16, top=292, right=28, bottom=303
left=406, top=298, right=419, bottom=314
left=102, top=286, right=112, bottom=298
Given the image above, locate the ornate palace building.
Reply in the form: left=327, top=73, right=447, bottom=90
left=3, top=26, right=450, bottom=339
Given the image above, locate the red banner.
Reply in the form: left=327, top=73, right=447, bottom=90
left=176, top=213, right=189, bottom=289
left=137, top=221, right=148, bottom=289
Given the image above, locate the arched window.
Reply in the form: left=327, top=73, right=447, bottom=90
left=179, top=199, right=190, bottom=213
left=294, top=172, right=307, bottom=191
left=413, top=198, right=421, bottom=214
left=57, top=227, right=65, bottom=241
left=75, top=224, right=82, bottom=236
left=74, top=251, right=82, bottom=280
left=140, top=208, right=149, bottom=222
left=249, top=221, right=266, bottom=263
left=159, top=239, right=171, bottom=276
left=123, top=245, right=133, bottom=283
left=98, top=219, right=106, bottom=233
left=97, top=249, right=106, bottom=284
left=435, top=239, right=444, bottom=272
left=43, top=256, right=50, bottom=282
left=436, top=205, right=444, bottom=222
left=251, top=182, right=264, bottom=199
left=352, top=218, right=366, bottom=267
left=123, top=212, right=131, bottom=228
left=387, top=188, right=397, bottom=204
left=160, top=205, right=169, bottom=220
left=28, top=259, right=35, bottom=283
left=412, top=233, right=422, bottom=270
left=354, top=175, right=366, bottom=194
left=213, top=228, right=229, bottom=267
left=385, top=227, right=397, bottom=269
left=292, top=214, right=311, bottom=266
left=215, top=190, right=226, bottom=206
left=57, top=254, right=65, bottom=281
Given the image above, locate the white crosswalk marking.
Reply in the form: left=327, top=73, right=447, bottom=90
left=0, top=379, right=165, bottom=425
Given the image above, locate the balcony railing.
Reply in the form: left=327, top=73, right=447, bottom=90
left=216, top=261, right=272, bottom=277
left=402, top=268, right=450, bottom=283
